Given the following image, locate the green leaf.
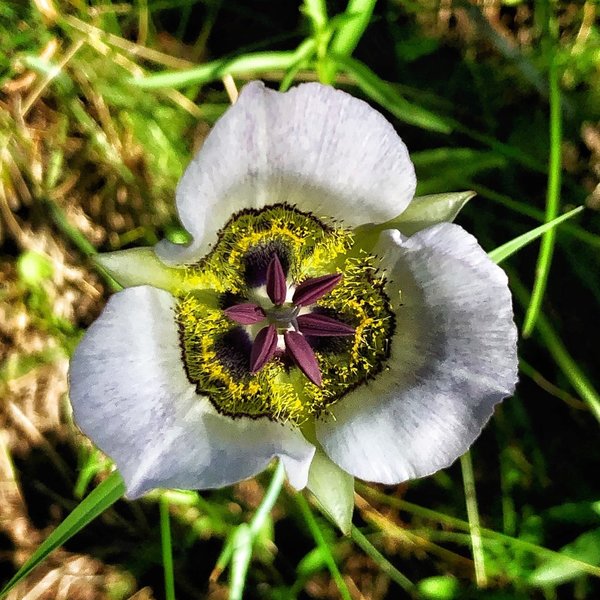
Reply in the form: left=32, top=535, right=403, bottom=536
left=488, top=206, right=584, bottom=264
left=296, top=547, right=328, bottom=577
left=336, top=55, right=453, bottom=133
left=17, top=251, right=54, bottom=286
left=94, top=248, right=186, bottom=292
left=74, top=448, right=112, bottom=499
left=395, top=31, right=440, bottom=62
left=328, top=0, right=377, bottom=59
left=0, top=471, right=125, bottom=598
left=302, top=0, right=328, bottom=32
left=545, top=502, right=600, bottom=526
left=307, top=449, right=354, bottom=535
left=417, top=575, right=459, bottom=599
left=529, top=528, right=600, bottom=586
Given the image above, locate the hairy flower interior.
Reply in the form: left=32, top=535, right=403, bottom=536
left=175, top=204, right=395, bottom=425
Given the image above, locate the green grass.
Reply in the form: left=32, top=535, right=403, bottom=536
left=1, top=1, right=599, bottom=599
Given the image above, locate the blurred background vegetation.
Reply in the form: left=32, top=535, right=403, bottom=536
left=0, top=0, right=599, bottom=598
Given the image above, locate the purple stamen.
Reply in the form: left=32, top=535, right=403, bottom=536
left=224, top=303, right=266, bottom=325
left=224, top=261, right=347, bottom=384
left=250, top=325, right=279, bottom=374
left=292, top=273, right=342, bottom=306
left=296, top=313, right=355, bottom=337
left=284, top=331, right=323, bottom=387
left=266, top=255, right=288, bottom=306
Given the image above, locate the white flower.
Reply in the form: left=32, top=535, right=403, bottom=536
left=69, top=82, right=517, bottom=533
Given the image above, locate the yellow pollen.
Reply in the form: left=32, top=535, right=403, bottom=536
left=175, top=204, right=395, bottom=424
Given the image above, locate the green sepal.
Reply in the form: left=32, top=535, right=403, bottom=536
left=353, top=191, right=474, bottom=251
left=94, top=247, right=186, bottom=292
left=386, top=190, right=475, bottom=235
left=306, top=448, right=354, bottom=536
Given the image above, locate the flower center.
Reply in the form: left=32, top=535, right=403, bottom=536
left=268, top=304, right=300, bottom=328
left=224, top=255, right=355, bottom=387
left=176, top=204, right=395, bottom=425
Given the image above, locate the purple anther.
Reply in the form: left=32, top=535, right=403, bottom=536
left=224, top=303, right=266, bottom=325
left=296, top=313, right=355, bottom=337
left=292, top=273, right=342, bottom=306
left=266, top=255, right=288, bottom=306
left=250, top=325, right=278, bottom=374
left=284, top=331, right=323, bottom=387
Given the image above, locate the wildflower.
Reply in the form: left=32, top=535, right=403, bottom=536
left=69, top=82, right=517, bottom=532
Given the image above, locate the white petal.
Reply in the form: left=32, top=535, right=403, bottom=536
left=306, top=448, right=354, bottom=535
left=316, top=224, right=518, bottom=484
left=95, top=248, right=185, bottom=292
left=69, top=285, right=315, bottom=497
left=156, top=81, right=416, bottom=265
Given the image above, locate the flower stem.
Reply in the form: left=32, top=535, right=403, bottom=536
left=460, top=452, right=487, bottom=588
left=296, top=494, right=353, bottom=600
left=227, top=461, right=286, bottom=600
left=249, top=461, right=286, bottom=537
left=160, top=495, right=176, bottom=600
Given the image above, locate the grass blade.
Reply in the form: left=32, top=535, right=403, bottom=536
left=464, top=181, right=600, bottom=248
left=0, top=471, right=125, bottom=598
left=336, top=55, right=453, bottom=133
left=229, top=524, right=253, bottom=600
left=249, top=461, right=286, bottom=537
left=130, top=51, right=301, bottom=89
left=279, top=38, right=317, bottom=91
left=222, top=462, right=286, bottom=598
left=296, top=494, right=353, bottom=600
left=529, top=528, right=600, bottom=586
left=460, top=452, right=487, bottom=587
left=302, top=0, right=328, bottom=32
left=351, top=528, right=415, bottom=595
left=522, top=38, right=563, bottom=337
left=329, top=0, right=377, bottom=59
left=319, top=0, right=377, bottom=83
left=509, top=275, right=600, bottom=426
left=488, top=206, right=583, bottom=264
left=358, top=485, right=600, bottom=579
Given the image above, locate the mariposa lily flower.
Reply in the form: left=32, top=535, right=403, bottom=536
left=69, top=82, right=517, bottom=533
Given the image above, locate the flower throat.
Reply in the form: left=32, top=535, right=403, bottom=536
left=176, top=204, right=395, bottom=425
